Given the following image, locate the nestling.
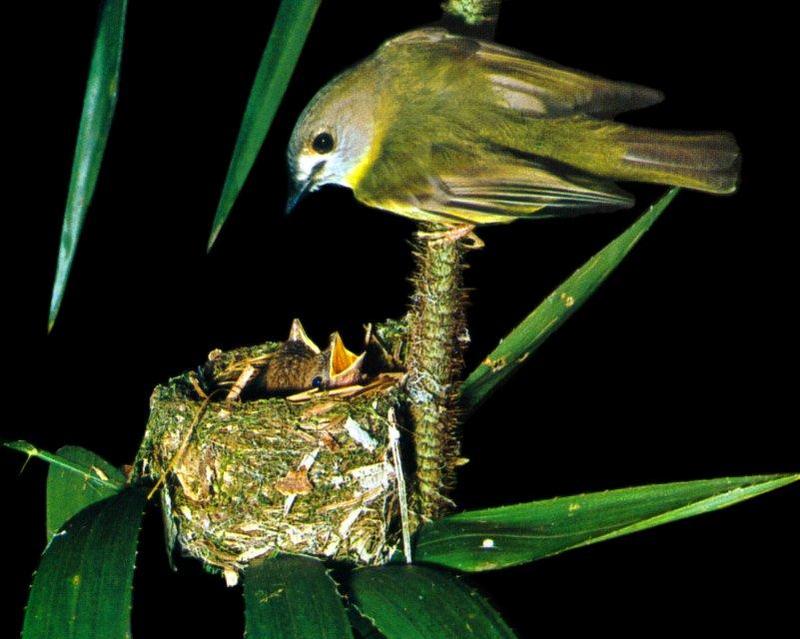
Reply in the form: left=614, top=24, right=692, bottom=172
left=287, top=27, right=740, bottom=229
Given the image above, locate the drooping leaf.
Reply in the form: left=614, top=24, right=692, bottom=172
left=347, top=565, right=516, bottom=639
left=460, top=188, right=679, bottom=414
left=3, top=440, right=125, bottom=491
left=22, top=486, right=147, bottom=639
left=208, top=0, right=321, bottom=249
left=46, top=445, right=125, bottom=540
left=244, top=554, right=353, bottom=639
left=49, top=0, right=127, bottom=331
left=411, top=473, right=800, bottom=571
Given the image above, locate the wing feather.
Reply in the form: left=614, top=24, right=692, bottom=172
left=475, top=40, right=664, bottom=116
left=383, top=28, right=664, bottom=117
left=415, top=152, right=634, bottom=224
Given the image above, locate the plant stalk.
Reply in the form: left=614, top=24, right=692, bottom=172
left=405, top=227, right=468, bottom=520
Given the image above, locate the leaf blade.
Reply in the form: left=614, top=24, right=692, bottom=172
left=412, top=473, right=800, bottom=571
left=348, top=565, right=516, bottom=639
left=46, top=446, right=125, bottom=540
left=244, top=554, right=353, bottom=639
left=208, top=0, right=321, bottom=249
left=22, top=486, right=147, bottom=639
left=3, top=439, right=124, bottom=492
left=460, top=188, right=680, bottom=414
left=49, top=0, right=127, bottom=331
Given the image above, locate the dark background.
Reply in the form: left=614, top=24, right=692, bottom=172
left=3, top=2, right=797, bottom=636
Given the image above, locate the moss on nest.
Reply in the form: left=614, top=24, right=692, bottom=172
left=135, top=338, right=412, bottom=580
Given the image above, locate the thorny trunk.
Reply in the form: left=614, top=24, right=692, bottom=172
left=406, top=228, right=468, bottom=520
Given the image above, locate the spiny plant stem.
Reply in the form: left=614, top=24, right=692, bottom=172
left=405, top=227, right=468, bottom=520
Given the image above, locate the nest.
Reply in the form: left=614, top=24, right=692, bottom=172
left=134, top=321, right=415, bottom=583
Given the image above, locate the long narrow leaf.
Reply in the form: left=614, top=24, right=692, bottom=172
left=348, top=565, right=516, bottom=639
left=4, top=440, right=124, bottom=491
left=22, top=486, right=147, bottom=639
left=411, top=473, right=800, bottom=571
left=49, top=0, right=127, bottom=331
left=208, top=0, right=321, bottom=249
left=46, top=446, right=125, bottom=540
left=244, top=554, right=353, bottom=639
left=460, top=188, right=679, bottom=414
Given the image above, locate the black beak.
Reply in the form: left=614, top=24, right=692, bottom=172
left=286, top=177, right=312, bottom=215
left=286, top=162, right=325, bottom=215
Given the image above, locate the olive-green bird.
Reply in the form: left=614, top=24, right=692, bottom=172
left=287, top=27, right=740, bottom=227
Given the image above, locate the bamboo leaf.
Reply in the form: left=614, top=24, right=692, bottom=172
left=49, top=0, right=127, bottom=331
left=22, top=486, right=147, bottom=639
left=208, top=0, right=321, bottom=250
left=460, top=188, right=679, bottom=414
left=244, top=554, right=353, bottom=639
left=347, top=565, right=516, bottom=639
left=3, top=439, right=125, bottom=492
left=46, top=446, right=125, bottom=540
left=411, top=473, right=800, bottom=572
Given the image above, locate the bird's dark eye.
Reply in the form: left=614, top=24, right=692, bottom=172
left=312, top=132, right=335, bottom=154
left=311, top=376, right=324, bottom=389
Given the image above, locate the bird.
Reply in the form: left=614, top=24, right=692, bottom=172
left=287, top=27, right=740, bottom=234
left=248, top=319, right=365, bottom=396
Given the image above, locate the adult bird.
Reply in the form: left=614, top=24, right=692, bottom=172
left=287, top=28, right=739, bottom=239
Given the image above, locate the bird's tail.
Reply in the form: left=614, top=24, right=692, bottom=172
left=539, top=119, right=741, bottom=195
left=612, top=127, right=740, bottom=194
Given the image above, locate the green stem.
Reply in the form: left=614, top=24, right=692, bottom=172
left=405, top=227, right=468, bottom=520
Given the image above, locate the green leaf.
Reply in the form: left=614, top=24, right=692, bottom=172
left=244, top=554, right=353, bottom=639
left=49, top=0, right=127, bottom=332
left=46, top=446, right=125, bottom=540
left=347, top=611, right=384, bottom=639
left=460, top=187, right=679, bottom=414
left=412, top=473, right=800, bottom=572
left=348, top=565, right=516, bottom=639
left=22, top=486, right=147, bottom=639
left=3, top=440, right=125, bottom=492
left=208, top=0, right=321, bottom=250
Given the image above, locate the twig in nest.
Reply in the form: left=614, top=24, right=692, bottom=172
left=146, top=390, right=225, bottom=500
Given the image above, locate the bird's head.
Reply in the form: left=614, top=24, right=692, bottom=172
left=286, top=69, right=378, bottom=213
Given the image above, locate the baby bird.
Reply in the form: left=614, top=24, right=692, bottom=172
left=250, top=319, right=365, bottom=396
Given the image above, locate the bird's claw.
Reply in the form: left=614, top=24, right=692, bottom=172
left=416, top=224, right=484, bottom=249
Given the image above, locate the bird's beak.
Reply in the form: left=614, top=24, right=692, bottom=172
left=286, top=161, right=325, bottom=215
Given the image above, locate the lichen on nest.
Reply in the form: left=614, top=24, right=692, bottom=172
left=134, top=321, right=413, bottom=583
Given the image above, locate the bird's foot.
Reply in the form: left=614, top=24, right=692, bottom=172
left=416, top=224, right=484, bottom=249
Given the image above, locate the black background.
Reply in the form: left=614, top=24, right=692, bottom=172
left=3, top=2, right=797, bottom=636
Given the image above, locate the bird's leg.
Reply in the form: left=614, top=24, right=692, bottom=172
left=415, top=223, right=484, bottom=249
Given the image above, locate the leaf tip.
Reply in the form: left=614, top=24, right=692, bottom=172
left=47, top=303, right=59, bottom=334
left=207, top=207, right=227, bottom=253
left=206, top=231, right=218, bottom=254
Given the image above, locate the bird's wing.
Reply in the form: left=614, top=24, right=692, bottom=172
left=383, top=28, right=663, bottom=117
left=411, top=146, right=634, bottom=224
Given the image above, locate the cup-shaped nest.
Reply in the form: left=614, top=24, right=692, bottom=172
left=134, top=320, right=411, bottom=582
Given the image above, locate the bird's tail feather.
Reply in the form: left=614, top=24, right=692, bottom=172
left=611, top=128, right=741, bottom=194
left=533, top=119, right=741, bottom=195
